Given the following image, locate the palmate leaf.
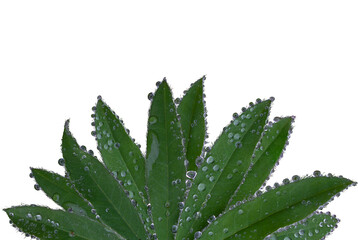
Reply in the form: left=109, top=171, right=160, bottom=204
left=4, top=77, right=356, bottom=240
left=176, top=99, right=272, bottom=240
left=146, top=79, right=186, bottom=240
left=94, top=98, right=153, bottom=234
left=178, top=76, right=206, bottom=171
left=266, top=212, right=339, bottom=240
left=4, top=206, right=124, bottom=240
left=199, top=176, right=354, bottom=239
left=62, top=121, right=147, bottom=240
left=31, top=168, right=95, bottom=220
left=227, top=117, right=294, bottom=208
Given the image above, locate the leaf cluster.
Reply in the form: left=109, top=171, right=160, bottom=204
left=4, top=77, right=356, bottom=240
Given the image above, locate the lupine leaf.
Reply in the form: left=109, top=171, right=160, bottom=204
left=266, top=212, right=338, bottom=240
left=146, top=79, right=186, bottom=240
left=227, top=117, right=293, bottom=208
left=94, top=99, right=153, bottom=234
left=176, top=99, right=271, bottom=240
left=4, top=206, right=124, bottom=240
left=200, top=176, right=353, bottom=240
left=178, top=76, right=206, bottom=171
left=31, top=168, right=95, bottom=220
left=62, top=121, right=147, bottom=240
left=3, top=78, right=357, bottom=240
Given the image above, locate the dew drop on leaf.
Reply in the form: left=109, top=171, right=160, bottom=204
left=186, top=171, right=197, bottom=179
left=58, top=158, right=65, bottom=166
left=52, top=193, right=60, bottom=202
left=206, top=156, right=214, bottom=164
left=149, top=116, right=158, bottom=124
left=198, top=183, right=206, bottom=192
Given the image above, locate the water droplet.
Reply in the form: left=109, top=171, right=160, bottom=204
left=283, top=178, right=290, bottom=185
left=206, top=156, right=214, bottom=164
left=235, top=142, right=242, bottom=148
left=238, top=209, right=244, bottom=215
left=292, top=175, right=300, bottom=181
left=186, top=171, right=197, bottom=179
left=313, top=170, right=321, bottom=177
left=207, top=215, right=216, bottom=223
left=149, top=116, right=158, bottom=124
left=58, top=158, right=65, bottom=166
left=69, top=231, right=75, bottom=237
left=84, top=166, right=89, bottom=171
left=194, top=231, right=202, bottom=239
left=121, top=171, right=126, bottom=177
left=198, top=183, right=206, bottom=191
left=213, top=165, right=220, bottom=171
left=35, top=215, right=42, bottom=221
left=234, top=133, right=240, bottom=140
left=148, top=92, right=154, bottom=100
left=52, top=193, right=60, bottom=202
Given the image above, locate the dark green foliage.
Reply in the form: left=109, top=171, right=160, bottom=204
left=4, top=78, right=356, bottom=240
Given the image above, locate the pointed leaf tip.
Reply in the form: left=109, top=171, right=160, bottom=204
left=178, top=77, right=206, bottom=171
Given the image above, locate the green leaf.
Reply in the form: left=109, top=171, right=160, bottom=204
left=227, top=117, right=294, bottom=207
left=266, top=212, right=338, bottom=240
left=176, top=99, right=272, bottom=240
left=31, top=168, right=95, bottom=220
left=146, top=79, right=186, bottom=240
left=178, top=76, right=206, bottom=171
left=200, top=176, right=353, bottom=240
left=4, top=206, right=124, bottom=240
left=62, top=121, right=147, bottom=240
left=94, top=99, right=153, bottom=234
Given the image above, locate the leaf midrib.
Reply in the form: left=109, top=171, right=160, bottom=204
left=163, top=84, right=171, bottom=240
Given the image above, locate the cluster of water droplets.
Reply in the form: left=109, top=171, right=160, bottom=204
left=177, top=98, right=273, bottom=239
left=265, top=211, right=339, bottom=240
left=192, top=168, right=357, bottom=239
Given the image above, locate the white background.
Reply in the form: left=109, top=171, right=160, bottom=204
left=0, top=1, right=357, bottom=239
